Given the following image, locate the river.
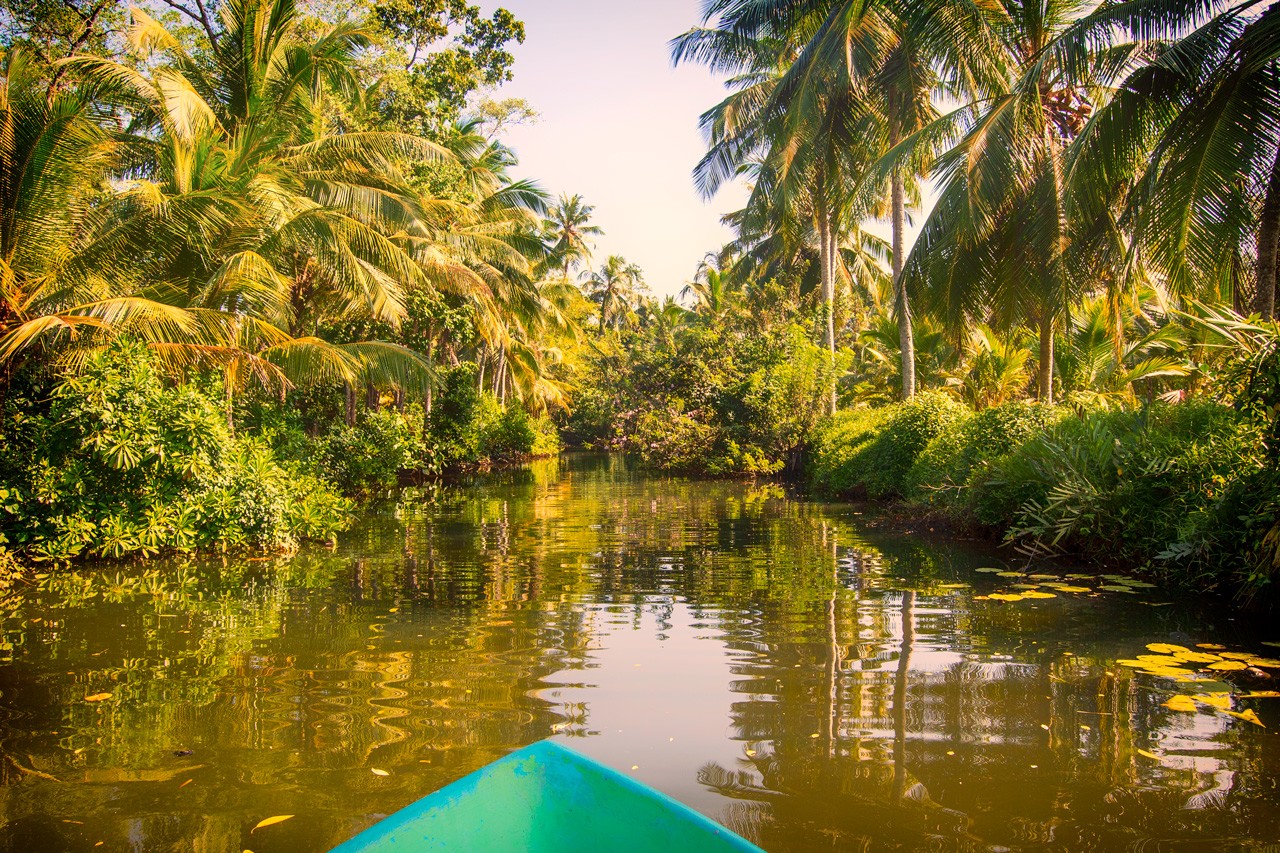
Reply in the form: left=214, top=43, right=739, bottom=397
left=0, top=453, right=1277, bottom=851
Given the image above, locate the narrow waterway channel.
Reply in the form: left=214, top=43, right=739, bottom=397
left=0, top=453, right=1277, bottom=851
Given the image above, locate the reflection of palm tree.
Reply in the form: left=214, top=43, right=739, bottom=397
left=891, top=590, right=915, bottom=803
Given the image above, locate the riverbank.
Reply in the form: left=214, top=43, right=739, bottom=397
left=806, top=393, right=1277, bottom=601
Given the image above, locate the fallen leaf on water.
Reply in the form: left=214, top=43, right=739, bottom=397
left=989, top=593, right=1025, bottom=602
left=1193, top=693, right=1232, bottom=711
left=84, top=693, right=112, bottom=702
left=1023, top=591, right=1057, bottom=599
left=1246, top=658, right=1280, bottom=668
left=1218, top=652, right=1256, bottom=661
left=1196, top=644, right=1227, bottom=650
left=1058, top=586, right=1091, bottom=593
left=1241, top=691, right=1280, bottom=698
left=1226, top=709, right=1265, bottom=727
left=1208, top=660, right=1248, bottom=671
left=251, top=815, right=294, bottom=832
left=179, top=779, right=192, bottom=788
left=1176, top=651, right=1221, bottom=663
left=1147, top=643, right=1191, bottom=654
left=1136, top=749, right=1163, bottom=761
left=1163, top=695, right=1198, bottom=712
left=974, top=568, right=1004, bottom=573
left=371, top=769, right=389, bottom=777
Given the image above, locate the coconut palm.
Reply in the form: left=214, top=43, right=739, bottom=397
left=0, top=48, right=198, bottom=371
left=544, top=193, right=604, bottom=281
left=66, top=0, right=445, bottom=402
left=584, top=256, right=644, bottom=332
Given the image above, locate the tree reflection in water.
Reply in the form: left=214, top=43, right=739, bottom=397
left=0, top=454, right=1273, bottom=851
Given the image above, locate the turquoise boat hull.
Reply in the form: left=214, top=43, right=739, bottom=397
left=330, top=740, right=764, bottom=852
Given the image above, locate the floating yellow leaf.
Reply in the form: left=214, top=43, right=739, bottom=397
left=1196, top=644, right=1227, bottom=650
left=1175, top=652, right=1221, bottom=664
left=1116, top=659, right=1148, bottom=667
left=251, top=815, right=294, bottom=832
left=1137, top=654, right=1180, bottom=664
left=1240, top=691, right=1280, bottom=698
left=1147, top=643, right=1191, bottom=654
left=371, top=769, right=389, bottom=776
left=997, top=572, right=1023, bottom=578
left=1192, top=693, right=1232, bottom=710
left=1218, top=652, right=1255, bottom=660
left=1136, top=749, right=1163, bottom=761
left=989, top=593, right=1025, bottom=602
left=1022, top=591, right=1057, bottom=599
left=1246, top=658, right=1280, bottom=668
left=1163, top=695, right=1198, bottom=712
left=1226, top=708, right=1265, bottom=727
left=84, top=693, right=112, bottom=702
left=1058, top=586, right=1092, bottom=593
left=1208, top=660, right=1248, bottom=671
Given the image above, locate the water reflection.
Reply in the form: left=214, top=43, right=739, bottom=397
left=0, top=453, right=1274, bottom=851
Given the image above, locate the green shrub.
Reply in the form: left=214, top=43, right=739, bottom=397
left=808, top=407, right=892, bottom=495
left=809, top=393, right=970, bottom=498
left=321, top=407, right=426, bottom=495
left=907, top=401, right=1064, bottom=507
left=425, top=364, right=561, bottom=468
left=977, top=402, right=1260, bottom=574
left=0, top=340, right=351, bottom=562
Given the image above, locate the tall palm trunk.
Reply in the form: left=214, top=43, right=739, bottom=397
left=1254, top=145, right=1280, bottom=320
left=819, top=205, right=838, bottom=415
left=1037, top=312, right=1055, bottom=404
left=1039, top=131, right=1068, bottom=405
left=892, top=169, right=915, bottom=399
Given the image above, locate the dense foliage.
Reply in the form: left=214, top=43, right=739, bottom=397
left=0, top=342, right=351, bottom=562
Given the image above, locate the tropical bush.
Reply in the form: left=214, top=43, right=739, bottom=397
left=809, top=393, right=971, bottom=497
left=0, top=342, right=351, bottom=563
left=321, top=407, right=428, bottom=495
left=579, top=321, right=836, bottom=475
left=906, top=401, right=1065, bottom=507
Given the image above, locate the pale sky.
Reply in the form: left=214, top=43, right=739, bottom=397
left=489, top=0, right=750, bottom=298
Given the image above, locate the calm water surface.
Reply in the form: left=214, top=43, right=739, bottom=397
left=0, top=454, right=1278, bottom=851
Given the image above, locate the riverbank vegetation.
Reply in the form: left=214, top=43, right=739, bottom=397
left=640, top=0, right=1280, bottom=599
left=3, top=0, right=1280, bottom=601
left=0, top=0, right=591, bottom=566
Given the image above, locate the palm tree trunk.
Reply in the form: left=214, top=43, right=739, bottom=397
left=819, top=206, right=838, bottom=415
left=365, top=380, right=379, bottom=412
left=1037, top=312, right=1055, bottom=404
left=1254, top=145, right=1280, bottom=320
left=344, top=383, right=356, bottom=427
left=892, top=171, right=915, bottom=399
left=224, top=376, right=235, bottom=433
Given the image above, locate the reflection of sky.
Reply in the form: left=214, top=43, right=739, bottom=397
left=535, top=588, right=1249, bottom=837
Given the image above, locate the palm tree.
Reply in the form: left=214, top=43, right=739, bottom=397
left=0, top=48, right=197, bottom=372
left=544, top=193, right=604, bottom=281
left=678, top=0, right=1007, bottom=402
left=1074, top=2, right=1280, bottom=315
left=68, top=0, right=441, bottom=402
left=674, top=10, right=883, bottom=414
left=584, top=256, right=644, bottom=332
left=680, top=254, right=740, bottom=321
